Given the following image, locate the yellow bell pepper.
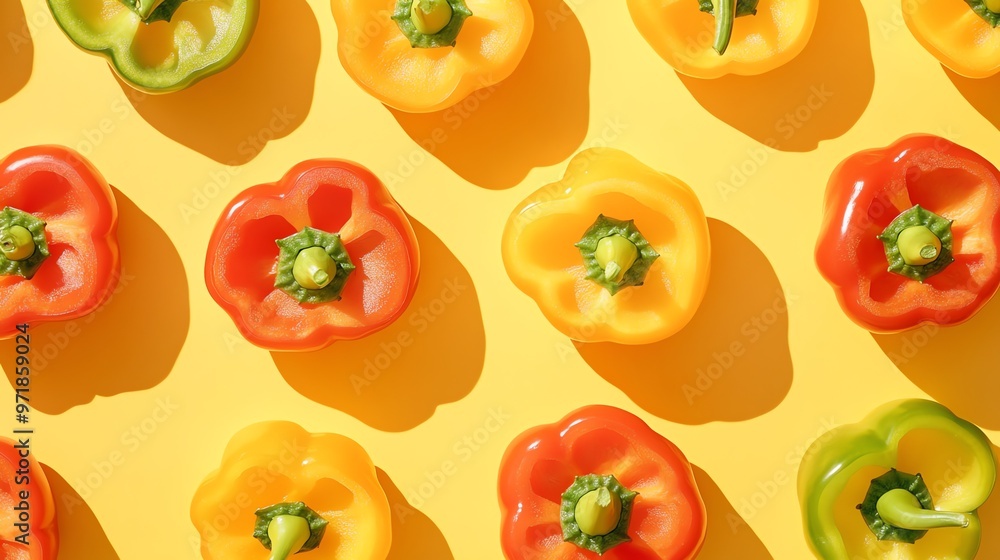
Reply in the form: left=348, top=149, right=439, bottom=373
left=626, top=0, right=818, bottom=78
left=331, top=0, right=533, bottom=113
left=501, top=148, right=711, bottom=345
left=191, top=422, right=391, bottom=560
left=904, top=0, right=1000, bottom=78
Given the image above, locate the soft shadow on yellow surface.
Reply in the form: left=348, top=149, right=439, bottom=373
left=0, top=189, right=189, bottom=413
left=946, top=69, right=1000, bottom=128
left=379, top=468, right=455, bottom=559
left=873, top=296, right=1000, bottom=430
left=0, top=1, right=32, bottom=103
left=679, top=0, right=873, bottom=151
left=389, top=0, right=590, bottom=190
left=273, top=219, right=485, bottom=432
left=42, top=465, right=120, bottom=559
left=118, top=0, right=320, bottom=164
left=577, top=219, right=792, bottom=424
left=977, top=445, right=1000, bottom=558
left=693, top=466, right=773, bottom=560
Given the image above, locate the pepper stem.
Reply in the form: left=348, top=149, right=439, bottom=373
left=410, top=0, right=453, bottom=34
left=133, top=0, right=167, bottom=20
left=595, top=235, right=638, bottom=284
left=267, top=515, right=311, bottom=560
left=713, top=0, right=736, bottom=54
left=292, top=246, right=337, bottom=290
left=575, top=487, right=622, bottom=536
left=0, top=226, right=35, bottom=262
left=988, top=0, right=1000, bottom=14
left=561, top=474, right=637, bottom=554
left=876, top=489, right=972, bottom=531
left=896, top=226, right=941, bottom=266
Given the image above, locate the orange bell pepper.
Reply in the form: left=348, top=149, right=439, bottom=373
left=330, top=0, right=533, bottom=112
left=904, top=0, right=1000, bottom=78
left=191, top=422, right=391, bottom=560
left=501, top=148, right=711, bottom=345
left=626, top=0, right=818, bottom=78
left=0, top=437, right=58, bottom=559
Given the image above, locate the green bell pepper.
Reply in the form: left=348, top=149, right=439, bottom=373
left=798, top=399, right=997, bottom=560
left=48, top=0, right=258, bottom=93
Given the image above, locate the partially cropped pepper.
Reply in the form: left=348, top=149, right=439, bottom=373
left=0, top=146, right=120, bottom=339
left=191, top=422, right=392, bottom=559
left=205, top=159, right=420, bottom=351
left=331, top=0, right=533, bottom=112
left=47, top=0, right=258, bottom=92
left=0, top=438, right=58, bottom=559
left=816, top=135, right=1000, bottom=333
left=798, top=399, right=997, bottom=560
left=499, top=405, right=707, bottom=559
left=626, top=0, right=818, bottom=78
left=904, top=0, right=1000, bottom=78
left=501, top=148, right=711, bottom=345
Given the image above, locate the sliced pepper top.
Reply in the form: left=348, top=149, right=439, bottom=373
left=0, top=438, right=59, bottom=558
left=905, top=0, right=1000, bottom=78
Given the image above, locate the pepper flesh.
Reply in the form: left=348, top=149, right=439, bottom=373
left=501, top=148, right=711, bottom=345
left=815, top=135, right=1000, bottom=333
left=499, top=405, right=707, bottom=559
left=626, top=0, right=818, bottom=78
left=0, top=437, right=59, bottom=558
left=331, top=0, right=533, bottom=112
left=904, top=0, right=1000, bottom=78
left=191, top=422, right=392, bottom=560
left=0, top=146, right=120, bottom=339
left=797, top=399, right=997, bottom=560
left=205, top=159, right=420, bottom=352
left=47, top=0, right=259, bottom=92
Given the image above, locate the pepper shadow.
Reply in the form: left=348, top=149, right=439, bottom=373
left=977, top=444, right=1000, bottom=558
left=678, top=0, right=873, bottom=151
left=693, top=466, right=773, bottom=559
left=41, top=465, right=120, bottom=559
left=116, top=0, right=320, bottom=164
left=0, top=188, right=189, bottom=413
left=946, top=69, right=1000, bottom=129
left=272, top=219, right=484, bottom=432
left=576, top=219, right=792, bottom=424
left=388, top=0, right=590, bottom=190
left=873, top=296, right=1000, bottom=431
left=0, top=0, right=33, bottom=103
left=378, top=468, right=455, bottom=559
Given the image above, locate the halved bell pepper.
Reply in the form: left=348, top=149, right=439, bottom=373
left=499, top=405, right=707, bottom=559
left=0, top=146, right=120, bottom=339
left=331, top=0, right=533, bottom=112
left=47, top=0, right=258, bottom=92
left=905, top=0, right=1000, bottom=78
left=501, top=148, right=711, bottom=345
left=816, top=135, right=1000, bottom=333
left=626, top=0, right=818, bottom=78
left=798, top=399, right=997, bottom=560
left=205, top=159, right=420, bottom=352
left=191, top=422, right=392, bottom=560
left=0, top=437, right=58, bottom=559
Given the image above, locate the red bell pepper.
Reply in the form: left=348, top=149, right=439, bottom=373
left=0, top=437, right=58, bottom=558
left=0, top=146, right=120, bottom=338
left=817, top=135, right=1000, bottom=332
left=498, top=405, right=707, bottom=560
left=205, top=159, right=420, bottom=351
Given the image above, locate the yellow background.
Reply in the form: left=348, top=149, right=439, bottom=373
left=1, top=0, right=999, bottom=558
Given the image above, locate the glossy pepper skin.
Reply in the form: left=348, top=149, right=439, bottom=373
left=331, top=0, right=533, bottom=112
left=626, top=0, right=818, bottom=78
left=798, top=399, right=997, bottom=560
left=502, top=148, right=711, bottom=345
left=0, top=146, right=120, bottom=339
left=904, top=0, right=1000, bottom=78
left=499, top=405, right=707, bottom=559
left=0, top=438, right=58, bottom=559
left=48, top=0, right=258, bottom=93
left=205, top=159, right=420, bottom=352
left=816, top=135, right=1000, bottom=333
left=192, top=422, right=391, bottom=559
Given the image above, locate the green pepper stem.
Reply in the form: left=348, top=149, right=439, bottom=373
left=133, top=0, right=167, bottom=20
left=713, top=0, right=736, bottom=54
left=292, top=246, right=338, bottom=291
left=0, top=225, right=35, bottom=262
left=410, top=0, right=453, bottom=35
left=267, top=515, right=311, bottom=560
left=988, top=0, right=1000, bottom=14
left=876, top=489, right=972, bottom=531
left=575, top=487, right=622, bottom=536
